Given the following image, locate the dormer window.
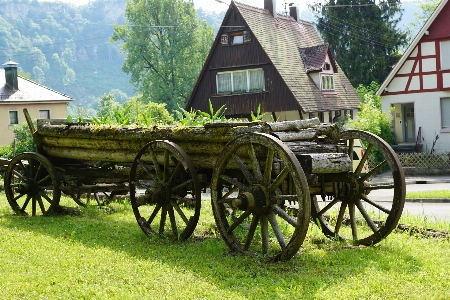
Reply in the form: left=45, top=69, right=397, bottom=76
left=321, top=74, right=334, bottom=91
left=222, top=31, right=251, bottom=46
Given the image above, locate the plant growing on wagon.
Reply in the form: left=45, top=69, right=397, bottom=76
left=250, top=104, right=268, bottom=121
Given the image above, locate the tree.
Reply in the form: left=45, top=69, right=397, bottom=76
left=111, top=0, right=214, bottom=112
left=311, top=0, right=408, bottom=86
left=346, top=81, right=394, bottom=145
left=407, top=0, right=440, bottom=36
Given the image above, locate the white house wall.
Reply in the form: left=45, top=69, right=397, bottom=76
left=382, top=91, right=450, bottom=153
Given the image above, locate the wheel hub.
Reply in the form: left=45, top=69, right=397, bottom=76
left=146, top=182, right=171, bottom=206
left=232, top=185, right=270, bottom=213
left=15, top=178, right=39, bottom=196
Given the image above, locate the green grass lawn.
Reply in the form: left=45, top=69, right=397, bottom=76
left=406, top=190, right=450, bottom=199
left=1, top=193, right=449, bottom=299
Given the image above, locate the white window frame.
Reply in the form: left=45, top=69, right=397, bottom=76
left=39, top=109, right=50, bottom=119
left=440, top=40, right=450, bottom=70
left=321, top=74, right=335, bottom=91
left=9, top=110, right=19, bottom=125
left=441, top=97, right=450, bottom=129
left=216, top=68, right=265, bottom=95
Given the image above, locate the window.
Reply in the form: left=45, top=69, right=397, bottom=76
left=216, top=68, right=265, bottom=94
left=39, top=109, right=50, bottom=119
left=440, top=40, right=450, bottom=70
left=9, top=111, right=18, bottom=125
left=222, top=31, right=251, bottom=45
left=441, top=98, right=450, bottom=128
left=321, top=74, right=334, bottom=91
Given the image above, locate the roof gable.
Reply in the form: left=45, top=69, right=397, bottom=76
left=299, top=43, right=338, bottom=73
left=377, top=0, right=450, bottom=95
left=0, top=69, right=72, bottom=102
left=233, top=1, right=359, bottom=112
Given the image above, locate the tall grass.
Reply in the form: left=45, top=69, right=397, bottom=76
left=0, top=193, right=449, bottom=299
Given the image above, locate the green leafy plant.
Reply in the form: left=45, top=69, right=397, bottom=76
left=250, top=104, right=267, bottom=121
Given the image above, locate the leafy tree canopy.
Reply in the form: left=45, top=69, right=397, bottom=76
left=407, top=0, right=441, bottom=36
left=111, top=0, right=214, bottom=113
left=311, top=0, right=408, bottom=87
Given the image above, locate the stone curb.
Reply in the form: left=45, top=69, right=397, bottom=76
left=406, top=198, right=450, bottom=203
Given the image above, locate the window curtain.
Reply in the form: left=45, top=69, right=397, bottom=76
left=249, top=69, right=264, bottom=91
left=233, top=71, right=247, bottom=92
left=217, top=73, right=232, bottom=94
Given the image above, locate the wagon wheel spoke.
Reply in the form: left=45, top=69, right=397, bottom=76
left=147, top=146, right=162, bottom=180
left=272, top=204, right=297, bottom=227
left=20, top=195, right=32, bottom=213
left=171, top=179, right=193, bottom=193
left=261, top=215, right=269, bottom=255
left=34, top=162, right=44, bottom=180
left=355, top=199, right=378, bottom=233
left=219, top=174, right=249, bottom=191
left=248, top=143, right=263, bottom=183
left=263, top=149, right=274, bottom=185
left=268, top=210, right=286, bottom=248
left=311, top=130, right=405, bottom=245
left=32, top=195, right=37, bottom=216
left=163, top=149, right=170, bottom=182
left=212, top=133, right=310, bottom=261
left=170, top=199, right=190, bottom=225
left=360, top=160, right=388, bottom=182
left=268, top=166, right=289, bottom=192
left=130, top=141, right=201, bottom=241
left=36, top=194, right=47, bottom=216
left=349, top=203, right=358, bottom=241
left=159, top=206, right=168, bottom=235
left=227, top=210, right=252, bottom=233
left=316, top=198, right=340, bottom=216
left=355, top=144, right=373, bottom=177
left=233, top=154, right=254, bottom=184
left=137, top=159, right=156, bottom=180
left=147, top=204, right=162, bottom=225
left=334, top=202, right=347, bottom=235
left=167, top=161, right=183, bottom=186
left=4, top=153, right=60, bottom=216
left=168, top=206, right=178, bottom=237
left=361, top=194, right=391, bottom=214
left=244, top=214, right=259, bottom=251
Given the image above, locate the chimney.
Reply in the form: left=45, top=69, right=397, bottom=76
left=3, top=60, right=19, bottom=91
left=290, top=6, right=300, bottom=23
left=264, top=0, right=276, bottom=17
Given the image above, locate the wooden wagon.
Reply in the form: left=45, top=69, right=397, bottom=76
left=2, top=109, right=405, bottom=261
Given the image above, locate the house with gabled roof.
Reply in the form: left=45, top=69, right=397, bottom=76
left=0, top=60, right=72, bottom=146
left=377, top=0, right=450, bottom=153
left=185, top=0, right=360, bottom=123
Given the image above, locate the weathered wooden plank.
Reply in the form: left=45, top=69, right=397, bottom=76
left=268, top=118, right=320, bottom=132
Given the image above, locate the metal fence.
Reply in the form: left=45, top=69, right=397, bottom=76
left=397, top=152, right=450, bottom=168
left=367, top=152, right=450, bottom=169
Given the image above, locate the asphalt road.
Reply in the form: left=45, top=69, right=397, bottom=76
left=370, top=182, right=450, bottom=220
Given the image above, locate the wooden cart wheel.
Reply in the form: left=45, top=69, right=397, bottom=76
left=4, top=152, right=61, bottom=216
left=311, top=130, right=405, bottom=245
left=211, top=133, right=310, bottom=261
left=129, top=140, right=201, bottom=240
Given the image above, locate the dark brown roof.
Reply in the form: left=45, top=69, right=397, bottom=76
left=0, top=70, right=72, bottom=103
left=299, top=43, right=337, bottom=73
left=234, top=1, right=360, bottom=112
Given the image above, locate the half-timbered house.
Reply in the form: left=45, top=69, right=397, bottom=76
left=185, top=0, right=361, bottom=123
left=377, top=0, right=450, bottom=153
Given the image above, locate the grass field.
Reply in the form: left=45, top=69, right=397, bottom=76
left=1, top=193, right=449, bottom=299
